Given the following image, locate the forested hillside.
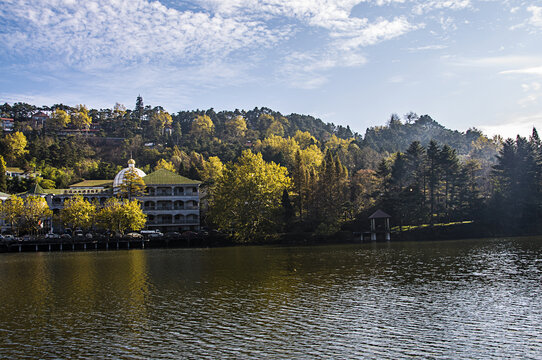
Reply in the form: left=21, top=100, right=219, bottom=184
left=0, top=98, right=540, bottom=240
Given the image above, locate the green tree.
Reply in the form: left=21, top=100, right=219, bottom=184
left=439, top=144, right=460, bottom=220
left=209, top=150, right=291, bottom=241
left=135, top=95, right=144, bottom=121
left=426, top=140, right=441, bottom=224
left=60, top=195, right=96, bottom=230
left=118, top=167, right=146, bottom=201
left=492, top=136, right=540, bottom=230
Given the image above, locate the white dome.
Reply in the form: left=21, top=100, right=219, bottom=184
left=113, top=159, right=146, bottom=188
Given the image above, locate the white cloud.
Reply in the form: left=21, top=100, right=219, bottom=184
left=408, top=44, right=448, bottom=51
left=500, top=66, right=542, bottom=76
left=0, top=0, right=285, bottom=68
left=479, top=113, right=541, bottom=139
left=279, top=50, right=367, bottom=89
left=452, top=55, right=542, bottom=68
left=413, top=0, right=471, bottom=15
left=336, top=16, right=419, bottom=51
left=527, top=5, right=542, bottom=28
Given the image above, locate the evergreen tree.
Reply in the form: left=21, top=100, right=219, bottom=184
left=426, top=140, right=441, bottom=224
left=135, top=95, right=144, bottom=121
left=281, top=189, right=294, bottom=229
left=118, top=167, right=146, bottom=201
left=439, top=144, right=460, bottom=221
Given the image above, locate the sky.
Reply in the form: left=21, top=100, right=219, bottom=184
left=1, top=0, right=542, bottom=139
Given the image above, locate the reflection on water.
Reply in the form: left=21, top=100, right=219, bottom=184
left=0, top=237, right=541, bottom=359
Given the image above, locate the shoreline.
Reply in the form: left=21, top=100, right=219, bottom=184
left=2, top=225, right=541, bottom=254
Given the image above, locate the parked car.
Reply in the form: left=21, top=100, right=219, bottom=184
left=61, top=234, right=72, bottom=241
left=74, top=230, right=84, bottom=238
left=45, top=233, right=61, bottom=239
left=140, top=230, right=163, bottom=238
left=85, top=233, right=93, bottom=239
left=3, top=235, right=14, bottom=242
left=124, top=232, right=143, bottom=239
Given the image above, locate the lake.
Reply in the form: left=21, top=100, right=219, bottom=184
left=1, top=237, right=541, bottom=359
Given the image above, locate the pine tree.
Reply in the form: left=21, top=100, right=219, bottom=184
left=135, top=95, right=144, bottom=121
left=118, top=168, right=146, bottom=201
left=426, top=140, right=441, bottom=225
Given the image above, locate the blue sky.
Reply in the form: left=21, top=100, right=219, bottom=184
left=1, top=0, right=542, bottom=138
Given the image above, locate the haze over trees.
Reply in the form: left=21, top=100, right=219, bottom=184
left=0, top=98, right=540, bottom=240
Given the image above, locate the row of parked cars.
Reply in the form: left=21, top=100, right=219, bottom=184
left=1, top=229, right=215, bottom=243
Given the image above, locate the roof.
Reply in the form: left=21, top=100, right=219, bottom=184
left=17, top=183, right=48, bottom=196
left=6, top=167, right=24, bottom=173
left=369, top=209, right=392, bottom=219
left=70, top=180, right=113, bottom=188
left=143, top=169, right=201, bottom=185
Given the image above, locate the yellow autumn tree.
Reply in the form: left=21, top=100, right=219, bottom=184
left=60, top=195, right=96, bottom=230
left=209, top=150, right=291, bottom=242
left=191, top=114, right=214, bottom=137
left=71, top=104, right=92, bottom=129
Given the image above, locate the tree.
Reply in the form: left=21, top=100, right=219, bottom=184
left=0, top=155, right=6, bottom=192
left=47, top=109, right=71, bottom=130
left=149, top=110, right=172, bottom=133
left=135, top=95, right=144, bottom=121
left=3, top=131, right=28, bottom=164
left=191, top=114, right=214, bottom=137
left=439, top=144, right=460, bottom=220
left=118, top=168, right=146, bottom=200
left=492, top=136, right=540, bottom=230
left=97, top=198, right=146, bottom=235
left=0, top=195, right=23, bottom=235
left=209, top=150, right=291, bottom=241
left=225, top=115, right=247, bottom=139
left=426, top=140, right=440, bottom=224
left=200, top=156, right=224, bottom=185
left=154, top=159, right=176, bottom=172
left=281, top=189, right=294, bottom=229
left=60, top=195, right=96, bottom=230
left=71, top=105, right=92, bottom=129
left=20, top=196, right=52, bottom=234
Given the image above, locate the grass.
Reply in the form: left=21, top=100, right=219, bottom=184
left=391, top=220, right=473, bottom=232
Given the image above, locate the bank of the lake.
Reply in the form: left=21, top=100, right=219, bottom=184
left=1, top=236, right=541, bottom=359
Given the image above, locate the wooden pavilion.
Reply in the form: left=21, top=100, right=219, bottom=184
left=368, top=209, right=392, bottom=241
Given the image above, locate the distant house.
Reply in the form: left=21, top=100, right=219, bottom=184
left=6, top=167, right=39, bottom=179
left=1, top=118, right=14, bottom=132
left=57, top=128, right=99, bottom=136
left=31, top=111, right=49, bottom=129
left=6, top=167, right=25, bottom=178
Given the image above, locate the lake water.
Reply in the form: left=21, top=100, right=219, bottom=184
left=1, top=237, right=541, bottom=359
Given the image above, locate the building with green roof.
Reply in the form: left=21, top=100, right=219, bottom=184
left=41, top=159, right=201, bottom=232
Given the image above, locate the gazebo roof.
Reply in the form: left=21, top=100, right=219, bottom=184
left=369, top=209, right=391, bottom=219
